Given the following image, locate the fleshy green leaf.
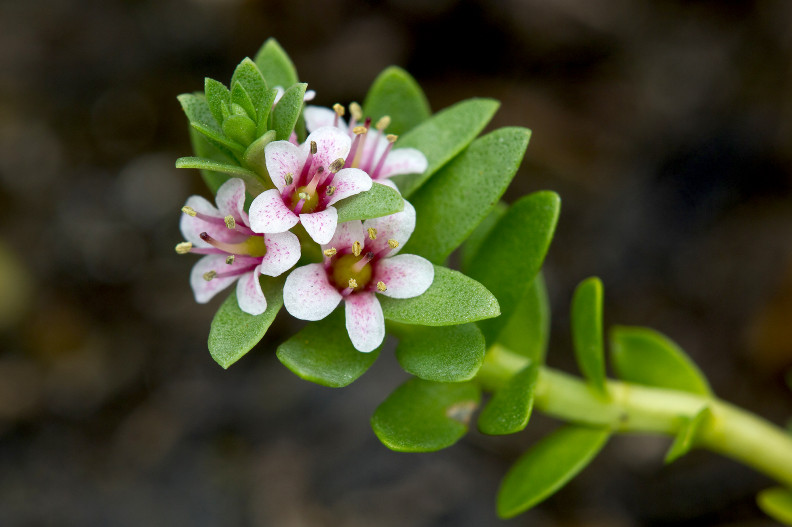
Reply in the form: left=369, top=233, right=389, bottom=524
left=610, top=326, right=712, bottom=396
left=406, top=127, right=531, bottom=264
left=571, top=277, right=607, bottom=396
left=392, top=98, right=500, bottom=197
left=230, top=57, right=268, bottom=110
left=467, top=191, right=561, bottom=345
left=230, top=82, right=256, bottom=121
left=222, top=113, right=257, bottom=146
left=254, top=38, right=299, bottom=92
left=371, top=378, right=481, bottom=452
left=178, top=93, right=221, bottom=132
left=188, top=127, right=236, bottom=194
left=394, top=323, right=485, bottom=382
left=334, top=182, right=404, bottom=222
left=497, top=425, right=611, bottom=518
left=271, top=83, right=307, bottom=141
left=460, top=202, right=507, bottom=272
left=255, top=88, right=279, bottom=137
left=204, top=78, right=231, bottom=126
left=496, top=273, right=551, bottom=362
left=758, top=487, right=792, bottom=526
left=665, top=406, right=711, bottom=464
left=243, top=130, right=277, bottom=176
left=362, top=66, right=431, bottom=136
left=175, top=156, right=266, bottom=195
left=191, top=122, right=245, bottom=154
left=380, top=266, right=499, bottom=326
left=276, top=309, right=379, bottom=388
left=478, top=361, right=539, bottom=435
left=208, top=278, right=283, bottom=369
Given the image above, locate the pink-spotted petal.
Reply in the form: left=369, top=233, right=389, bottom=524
left=180, top=196, right=245, bottom=247
left=327, top=168, right=373, bottom=206
left=264, top=141, right=302, bottom=191
left=377, top=148, right=428, bottom=180
left=344, top=292, right=385, bottom=353
left=259, top=231, right=301, bottom=276
left=236, top=268, right=267, bottom=315
left=374, top=254, right=434, bottom=299
left=190, top=255, right=242, bottom=303
left=248, top=189, right=299, bottom=234
left=300, top=207, right=338, bottom=245
left=304, top=106, right=348, bottom=134
left=215, top=178, right=249, bottom=225
left=323, top=220, right=366, bottom=254
left=363, top=200, right=416, bottom=256
left=283, top=263, right=343, bottom=321
left=302, top=127, right=351, bottom=171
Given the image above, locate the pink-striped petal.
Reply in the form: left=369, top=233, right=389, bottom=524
left=326, top=168, right=373, bottom=206
left=344, top=292, right=385, bottom=353
left=374, top=254, right=434, bottom=299
left=377, top=148, right=428, bottom=180
left=180, top=195, right=244, bottom=247
left=304, top=106, right=348, bottom=134
left=215, top=178, right=249, bottom=226
left=264, top=140, right=302, bottom=191
left=236, top=268, right=267, bottom=315
left=259, top=231, right=301, bottom=276
left=362, top=200, right=416, bottom=256
left=302, top=127, right=351, bottom=172
left=283, top=263, right=343, bottom=321
left=300, top=207, right=338, bottom=245
left=248, top=189, right=299, bottom=234
left=190, top=255, right=241, bottom=303
left=323, top=220, right=366, bottom=254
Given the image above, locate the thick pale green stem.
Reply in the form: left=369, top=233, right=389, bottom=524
left=477, top=345, right=792, bottom=488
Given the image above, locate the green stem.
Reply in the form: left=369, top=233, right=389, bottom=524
left=477, top=345, right=792, bottom=488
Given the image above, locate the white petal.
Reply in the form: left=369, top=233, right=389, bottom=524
left=264, top=140, right=302, bottom=191
left=304, top=90, right=316, bottom=102
left=248, top=189, right=299, bottom=234
left=259, top=231, right=301, bottom=276
left=377, top=148, right=428, bottom=180
left=180, top=195, right=242, bottom=247
left=215, top=178, right=249, bottom=226
left=283, top=263, right=342, bottom=321
left=327, top=168, right=373, bottom=205
left=344, top=292, right=385, bottom=353
left=304, top=106, right=347, bottom=134
left=190, top=255, right=239, bottom=303
left=323, top=220, right=366, bottom=253
left=302, top=126, right=351, bottom=172
left=363, top=200, right=416, bottom=256
left=300, top=207, right=338, bottom=245
left=374, top=254, right=434, bottom=299
left=236, top=268, right=267, bottom=315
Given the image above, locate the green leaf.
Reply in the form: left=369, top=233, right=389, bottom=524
left=178, top=93, right=221, bottom=132
left=496, top=273, right=551, bottom=362
left=222, top=113, right=257, bottom=146
left=230, top=57, right=269, bottom=110
left=758, top=487, right=792, bottom=526
left=188, top=127, right=235, bottom=194
left=478, top=361, right=539, bottom=435
left=243, top=130, right=277, bottom=176
left=254, top=38, right=299, bottom=91
left=204, top=78, right=231, bottom=126
left=392, top=98, right=500, bottom=197
left=460, top=202, right=507, bottom=272
left=276, top=309, right=379, bottom=387
left=610, top=326, right=712, bottom=396
left=571, top=277, right=607, bottom=396
left=394, top=323, right=485, bottom=382
left=191, top=122, right=245, bottom=155
left=208, top=278, right=283, bottom=369
left=362, top=66, right=431, bottom=136
left=665, top=406, right=711, bottom=464
left=371, top=378, right=480, bottom=452
left=230, top=82, right=256, bottom=121
left=467, top=191, right=561, bottom=345
left=175, top=156, right=266, bottom=195
left=497, top=425, right=611, bottom=519
left=405, top=127, right=531, bottom=264
left=334, top=182, right=404, bottom=222
left=271, top=83, right=307, bottom=141
left=380, top=265, right=499, bottom=326
left=255, top=88, right=279, bottom=137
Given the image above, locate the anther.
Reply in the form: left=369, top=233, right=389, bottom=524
left=181, top=206, right=197, bottom=217
left=175, top=242, right=193, bottom=254
left=352, top=241, right=362, bottom=257
left=224, top=215, right=236, bottom=229
left=203, top=270, right=217, bottom=281
left=350, top=102, right=363, bottom=121
left=375, top=116, right=391, bottom=131
left=388, top=239, right=399, bottom=248
left=326, top=186, right=336, bottom=196
left=310, top=141, right=317, bottom=155
left=225, top=255, right=235, bottom=265
left=353, top=126, right=367, bottom=135
left=348, top=278, right=358, bottom=289
left=323, top=247, right=337, bottom=257
left=329, top=158, right=345, bottom=173
left=333, top=103, right=345, bottom=116
left=284, top=173, right=293, bottom=185
left=386, top=134, right=398, bottom=143
left=367, top=227, right=377, bottom=240
left=377, top=281, right=387, bottom=292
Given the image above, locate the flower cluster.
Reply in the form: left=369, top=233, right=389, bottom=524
left=176, top=102, right=431, bottom=352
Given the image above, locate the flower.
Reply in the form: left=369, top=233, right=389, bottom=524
left=176, top=178, right=301, bottom=315
left=303, top=102, right=428, bottom=190
left=282, top=201, right=434, bottom=352
left=248, top=126, right=373, bottom=245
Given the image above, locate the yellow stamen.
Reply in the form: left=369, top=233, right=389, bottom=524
left=350, top=102, right=363, bottom=121
left=333, top=103, right=345, bottom=116
left=284, top=173, right=293, bottom=185
left=386, top=134, right=398, bottom=143
left=310, top=141, right=317, bottom=155
left=226, top=255, right=235, bottom=265
left=375, top=116, right=391, bottom=131
left=367, top=227, right=377, bottom=240
left=224, top=215, right=236, bottom=229
left=329, top=158, right=345, bottom=172
left=326, top=186, right=336, bottom=196
left=388, top=239, right=399, bottom=249
left=203, top=270, right=217, bottom=281
left=181, top=206, right=197, bottom=217
left=353, top=126, right=367, bottom=135
left=352, top=241, right=362, bottom=257
left=348, top=278, right=358, bottom=289
left=377, top=281, right=387, bottom=292
left=323, top=247, right=337, bottom=257
left=175, top=242, right=192, bottom=254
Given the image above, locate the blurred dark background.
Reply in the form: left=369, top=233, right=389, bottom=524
left=1, top=0, right=792, bottom=525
